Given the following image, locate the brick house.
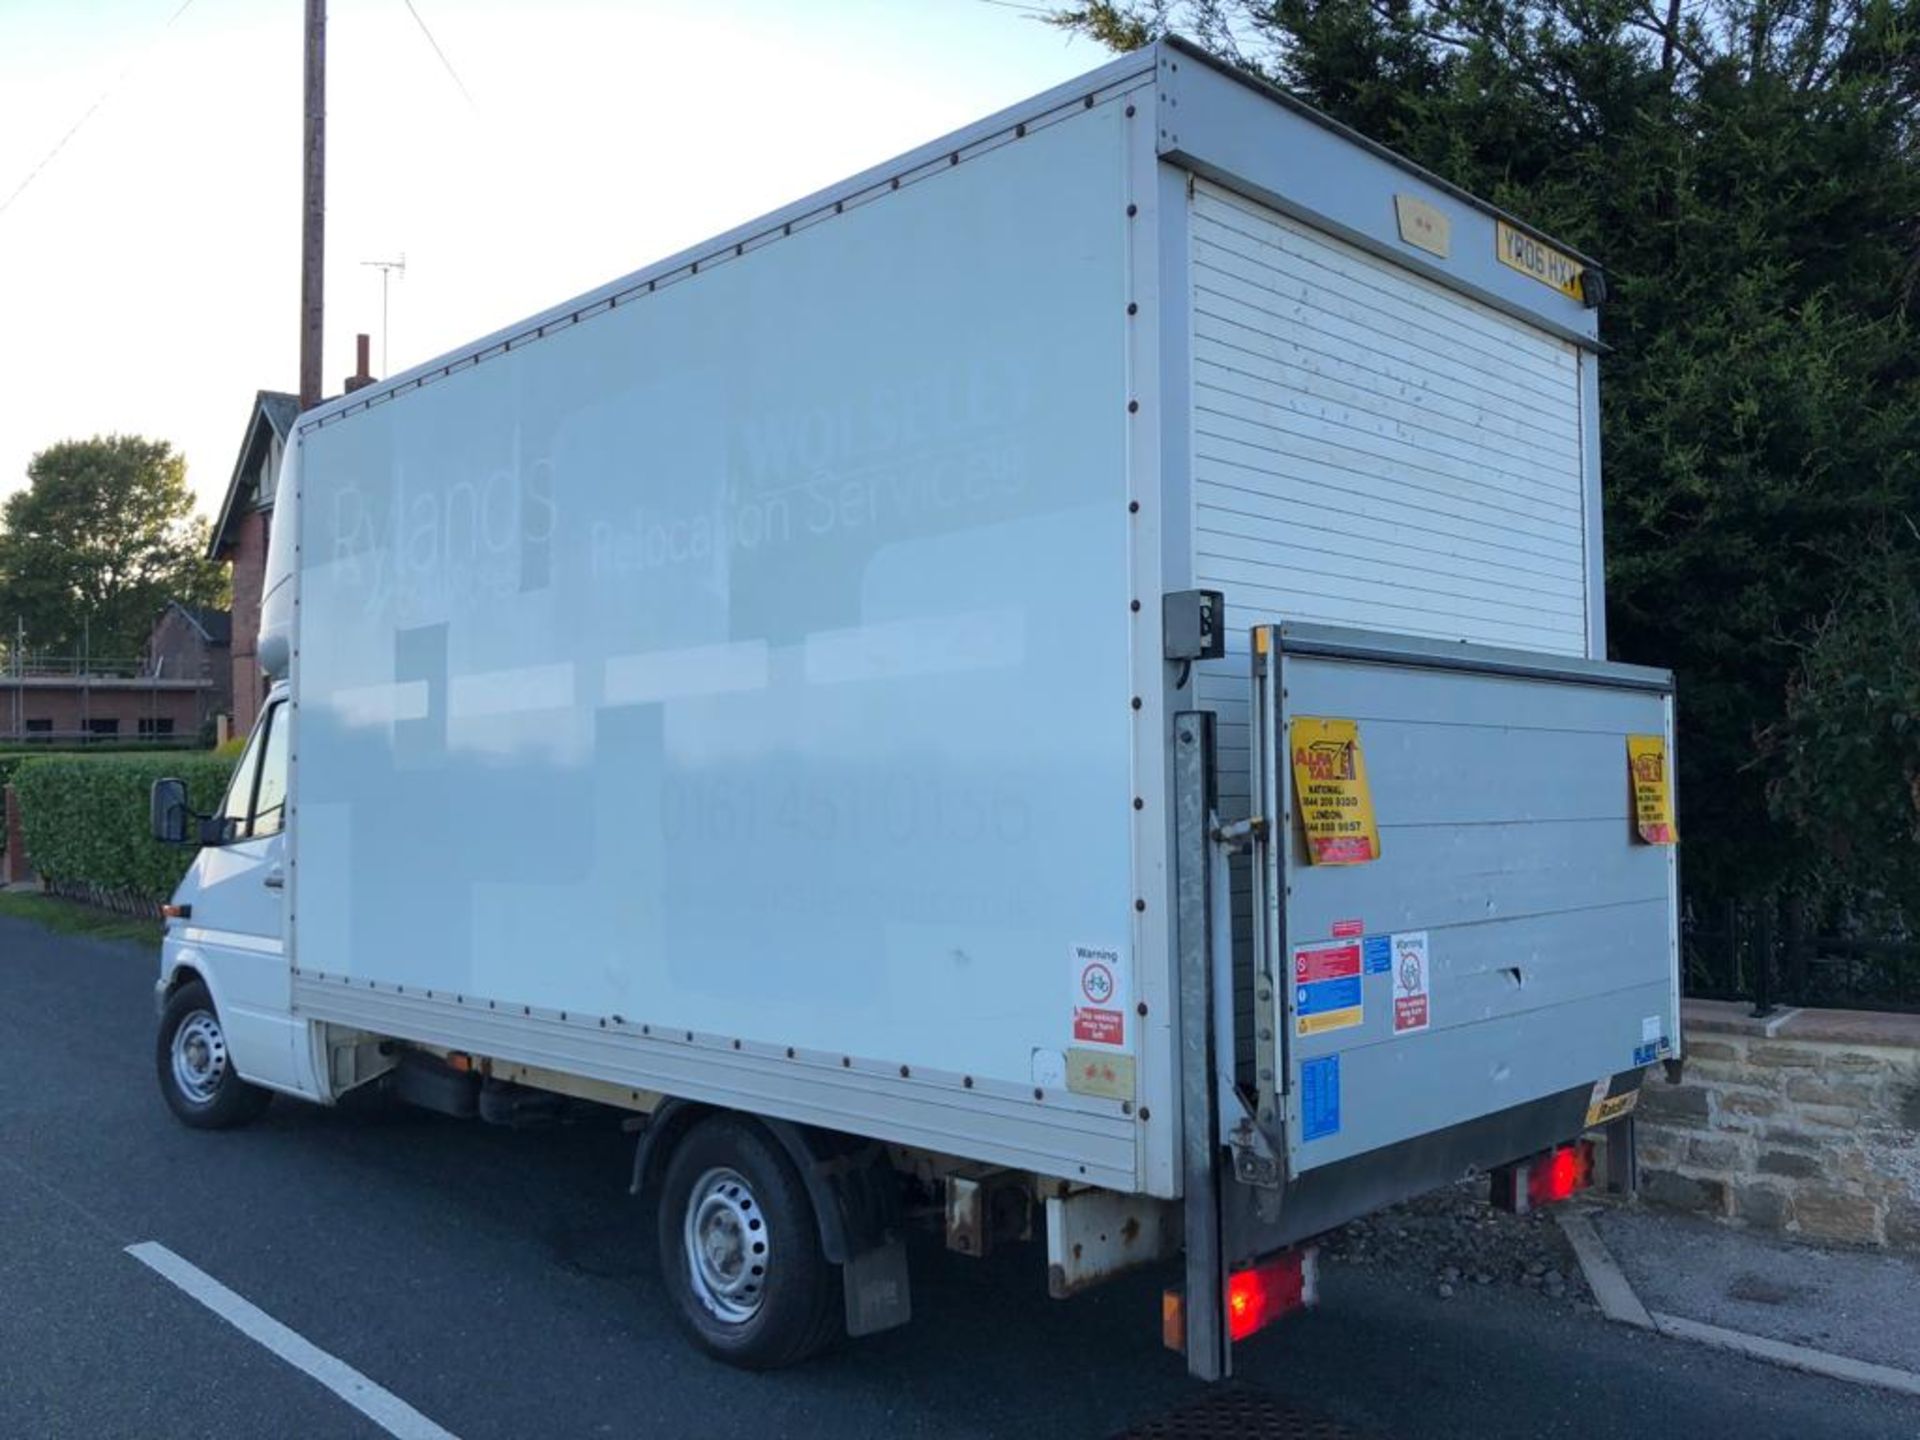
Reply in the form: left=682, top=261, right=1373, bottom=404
left=0, top=602, right=228, bottom=745
left=0, top=667, right=210, bottom=744
left=207, top=391, right=298, bottom=738
left=148, top=601, right=233, bottom=720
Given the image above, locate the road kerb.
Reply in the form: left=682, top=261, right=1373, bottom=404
left=1650, top=1312, right=1920, bottom=1399
left=1555, top=1210, right=1653, bottom=1329
left=1560, top=1208, right=1920, bottom=1400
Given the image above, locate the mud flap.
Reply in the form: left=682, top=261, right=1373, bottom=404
left=842, top=1238, right=911, bottom=1337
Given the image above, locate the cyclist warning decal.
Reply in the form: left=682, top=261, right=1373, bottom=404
left=1390, top=931, right=1431, bottom=1035
left=1290, top=717, right=1380, bottom=864
left=1294, top=941, right=1364, bottom=1037
left=1627, top=735, right=1677, bottom=844
left=1070, top=942, right=1128, bottom=1048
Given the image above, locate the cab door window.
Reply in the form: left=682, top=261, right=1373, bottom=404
left=218, top=701, right=288, bottom=842
left=251, top=705, right=289, bottom=838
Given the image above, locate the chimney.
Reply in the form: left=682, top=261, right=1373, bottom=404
left=343, top=333, right=375, bottom=392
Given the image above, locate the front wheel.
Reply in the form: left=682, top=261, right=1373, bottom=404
left=655, top=1115, right=841, bottom=1369
left=156, top=979, right=272, bottom=1130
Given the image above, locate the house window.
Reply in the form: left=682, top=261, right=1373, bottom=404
left=86, top=717, right=119, bottom=739
left=24, top=719, right=51, bottom=742
left=138, top=717, right=176, bottom=738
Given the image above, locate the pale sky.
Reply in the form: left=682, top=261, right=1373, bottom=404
left=0, top=0, right=1102, bottom=520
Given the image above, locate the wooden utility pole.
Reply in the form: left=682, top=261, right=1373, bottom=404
left=300, top=0, right=326, bottom=411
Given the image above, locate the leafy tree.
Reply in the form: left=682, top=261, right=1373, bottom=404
left=1764, top=530, right=1920, bottom=917
left=0, top=436, right=227, bottom=666
left=1060, top=0, right=1920, bottom=908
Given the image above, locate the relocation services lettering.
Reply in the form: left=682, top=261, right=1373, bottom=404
left=1289, top=717, right=1380, bottom=864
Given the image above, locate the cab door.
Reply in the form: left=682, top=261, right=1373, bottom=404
left=183, top=697, right=302, bottom=1090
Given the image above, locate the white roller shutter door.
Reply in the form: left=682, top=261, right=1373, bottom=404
left=1190, top=180, right=1591, bottom=657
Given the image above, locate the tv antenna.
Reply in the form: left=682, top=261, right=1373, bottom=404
left=360, top=254, right=406, bottom=375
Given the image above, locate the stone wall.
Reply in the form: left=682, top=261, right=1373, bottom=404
left=1638, top=999, right=1920, bottom=1248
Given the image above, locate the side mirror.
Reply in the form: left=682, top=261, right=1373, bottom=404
left=150, top=778, right=191, bottom=845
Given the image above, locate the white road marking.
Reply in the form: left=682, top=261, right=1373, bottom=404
left=125, top=1241, right=460, bottom=1440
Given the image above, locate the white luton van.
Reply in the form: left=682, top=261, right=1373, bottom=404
left=150, top=38, right=1679, bottom=1378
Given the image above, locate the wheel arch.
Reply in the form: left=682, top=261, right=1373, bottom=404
left=156, top=944, right=219, bottom=1018
left=163, top=962, right=205, bottom=998
left=631, top=1102, right=900, bottom=1265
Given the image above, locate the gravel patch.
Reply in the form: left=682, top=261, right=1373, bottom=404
left=1317, top=1179, right=1595, bottom=1308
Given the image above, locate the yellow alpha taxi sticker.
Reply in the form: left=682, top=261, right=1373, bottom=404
left=1495, top=219, right=1585, bottom=300
left=1585, top=1076, right=1641, bottom=1128
left=1290, top=717, right=1380, bottom=864
left=1626, top=734, right=1677, bottom=844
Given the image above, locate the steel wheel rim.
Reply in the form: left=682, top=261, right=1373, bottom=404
left=171, top=1009, right=228, bottom=1105
left=683, top=1166, right=769, bottom=1324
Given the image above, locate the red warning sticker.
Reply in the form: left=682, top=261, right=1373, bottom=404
left=1072, top=1008, right=1124, bottom=1045
left=1294, top=942, right=1362, bottom=984
left=1331, top=918, right=1365, bottom=939
left=1070, top=942, right=1127, bottom=1049
left=1391, top=931, right=1431, bottom=1035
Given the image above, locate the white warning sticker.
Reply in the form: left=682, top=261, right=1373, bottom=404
left=1391, top=930, right=1431, bottom=1035
left=1070, top=942, right=1128, bottom=1048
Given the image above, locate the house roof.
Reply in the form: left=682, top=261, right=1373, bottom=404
left=208, top=389, right=299, bottom=559
left=163, top=601, right=232, bottom=646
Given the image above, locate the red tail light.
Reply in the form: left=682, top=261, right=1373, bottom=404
left=1492, top=1140, right=1594, bottom=1214
left=1163, top=1246, right=1318, bottom=1351
left=1536, top=1144, right=1586, bottom=1205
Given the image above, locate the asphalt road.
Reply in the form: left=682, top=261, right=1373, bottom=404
left=4, top=913, right=1917, bottom=1440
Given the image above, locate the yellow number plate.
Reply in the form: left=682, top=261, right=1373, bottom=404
left=1496, top=219, right=1585, bottom=300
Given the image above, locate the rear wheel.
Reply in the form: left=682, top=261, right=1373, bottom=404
left=156, top=979, right=272, bottom=1130
left=655, top=1114, right=841, bottom=1369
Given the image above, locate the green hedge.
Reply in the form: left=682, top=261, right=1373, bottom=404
left=13, top=754, right=235, bottom=902
left=0, top=743, right=197, bottom=790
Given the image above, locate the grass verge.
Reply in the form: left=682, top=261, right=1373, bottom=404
left=0, top=889, right=161, bottom=946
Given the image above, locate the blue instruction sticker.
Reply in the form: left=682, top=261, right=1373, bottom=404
left=1302, top=1054, right=1341, bottom=1141
left=1632, top=1042, right=1658, bottom=1066
left=1297, top=976, right=1363, bottom=1015
left=1362, top=935, right=1392, bottom=975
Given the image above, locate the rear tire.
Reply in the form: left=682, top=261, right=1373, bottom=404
left=156, top=980, right=272, bottom=1130
left=655, top=1114, right=842, bottom=1369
